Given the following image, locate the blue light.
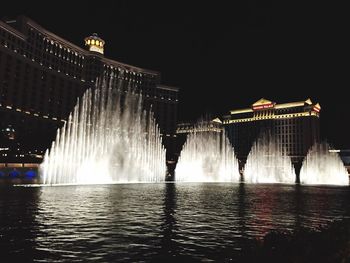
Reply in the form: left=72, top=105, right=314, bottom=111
left=0, top=171, right=5, bottom=178
left=9, top=170, right=21, bottom=178
left=25, top=170, right=36, bottom=178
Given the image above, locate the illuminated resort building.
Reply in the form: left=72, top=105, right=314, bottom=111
left=176, top=119, right=223, bottom=134
left=222, top=98, right=321, bottom=169
left=0, top=16, right=178, bottom=164
left=175, top=119, right=223, bottom=159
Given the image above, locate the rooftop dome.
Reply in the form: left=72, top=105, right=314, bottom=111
left=84, top=33, right=105, bottom=55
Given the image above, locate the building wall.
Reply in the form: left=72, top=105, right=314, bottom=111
left=223, top=99, right=321, bottom=168
left=0, top=16, right=178, bottom=163
left=149, top=85, right=178, bottom=161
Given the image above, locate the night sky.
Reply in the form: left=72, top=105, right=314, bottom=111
left=1, top=1, right=348, bottom=148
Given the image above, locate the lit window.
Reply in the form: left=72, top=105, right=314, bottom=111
left=91, top=40, right=95, bottom=45
left=96, top=40, right=99, bottom=46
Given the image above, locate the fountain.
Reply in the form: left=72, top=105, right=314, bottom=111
left=175, top=121, right=240, bottom=182
left=300, top=142, right=349, bottom=185
left=40, top=76, right=166, bottom=185
left=244, top=132, right=296, bottom=184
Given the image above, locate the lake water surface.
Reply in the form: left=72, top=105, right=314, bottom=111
left=1, top=183, right=349, bottom=262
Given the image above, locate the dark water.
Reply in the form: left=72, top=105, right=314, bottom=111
left=1, top=183, right=350, bottom=262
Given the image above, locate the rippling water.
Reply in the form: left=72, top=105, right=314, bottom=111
left=1, top=183, right=350, bottom=262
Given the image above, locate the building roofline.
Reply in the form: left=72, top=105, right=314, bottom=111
left=4, top=15, right=160, bottom=76
left=252, top=98, right=274, bottom=106
left=0, top=20, right=26, bottom=40
left=156, top=84, right=179, bottom=91
left=230, top=108, right=253, bottom=114
left=274, top=101, right=305, bottom=109
left=26, top=18, right=88, bottom=53
left=230, top=98, right=320, bottom=114
left=102, top=57, right=160, bottom=75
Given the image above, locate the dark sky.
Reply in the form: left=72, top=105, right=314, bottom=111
left=1, top=1, right=349, bottom=148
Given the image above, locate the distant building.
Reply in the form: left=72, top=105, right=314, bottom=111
left=332, top=149, right=350, bottom=174
left=171, top=119, right=223, bottom=179
left=176, top=118, right=223, bottom=134
left=0, top=16, right=178, bottom=164
left=222, top=98, right=321, bottom=170
left=175, top=119, right=223, bottom=160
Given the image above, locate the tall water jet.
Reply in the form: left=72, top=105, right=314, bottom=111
left=40, top=76, right=166, bottom=185
left=300, top=142, right=349, bottom=185
left=175, top=120, right=240, bottom=182
left=244, top=132, right=296, bottom=184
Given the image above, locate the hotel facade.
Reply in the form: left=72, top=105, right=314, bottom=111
left=0, top=16, right=178, bottom=164
left=222, top=98, right=321, bottom=170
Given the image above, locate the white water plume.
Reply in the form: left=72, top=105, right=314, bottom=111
left=40, top=77, right=166, bottom=185
left=176, top=121, right=240, bottom=182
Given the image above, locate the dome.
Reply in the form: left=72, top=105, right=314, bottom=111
left=84, top=33, right=105, bottom=54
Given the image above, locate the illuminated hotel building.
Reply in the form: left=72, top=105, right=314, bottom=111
left=175, top=119, right=223, bottom=158
left=176, top=119, right=223, bottom=134
left=222, top=98, right=321, bottom=168
left=0, top=16, right=178, bottom=163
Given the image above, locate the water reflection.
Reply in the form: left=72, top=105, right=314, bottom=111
left=292, top=184, right=304, bottom=230
left=236, top=183, right=249, bottom=253
left=293, top=186, right=350, bottom=228
left=157, top=183, right=180, bottom=261
left=0, top=187, right=43, bottom=262
left=237, top=183, right=247, bottom=236
left=0, top=184, right=349, bottom=262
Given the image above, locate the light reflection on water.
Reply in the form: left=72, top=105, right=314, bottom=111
left=0, top=183, right=349, bottom=262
